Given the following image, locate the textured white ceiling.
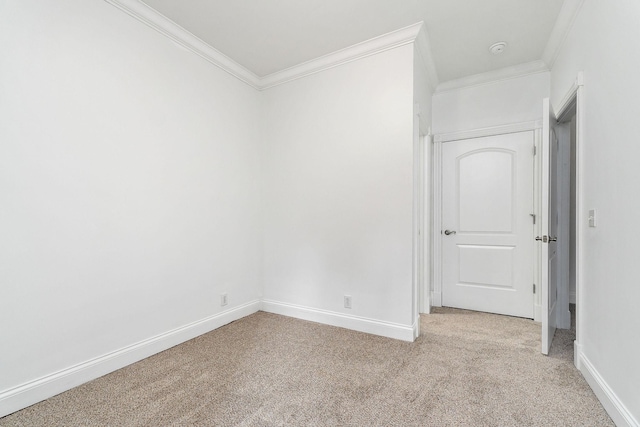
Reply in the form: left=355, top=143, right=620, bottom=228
left=141, top=0, right=564, bottom=82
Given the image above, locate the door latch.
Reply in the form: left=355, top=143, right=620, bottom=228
left=535, top=235, right=557, bottom=243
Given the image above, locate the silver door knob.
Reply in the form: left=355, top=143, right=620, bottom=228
left=549, top=236, right=557, bottom=242
left=444, top=230, right=457, bottom=235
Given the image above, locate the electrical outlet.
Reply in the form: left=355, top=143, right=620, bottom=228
left=221, top=293, right=228, bottom=306
left=344, top=295, right=352, bottom=309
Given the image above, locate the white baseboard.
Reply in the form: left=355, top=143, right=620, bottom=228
left=534, top=303, right=542, bottom=323
left=0, top=300, right=261, bottom=418
left=261, top=300, right=416, bottom=342
left=15, top=299, right=640, bottom=427
left=574, top=341, right=582, bottom=370
left=577, top=349, right=639, bottom=427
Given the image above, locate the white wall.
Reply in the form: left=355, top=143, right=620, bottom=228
left=0, top=3, right=427, bottom=412
left=432, top=72, right=550, bottom=135
left=0, top=0, right=262, bottom=404
left=261, top=45, right=416, bottom=329
left=550, top=0, right=640, bottom=424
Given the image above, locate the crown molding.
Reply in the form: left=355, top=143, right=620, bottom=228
left=105, top=1, right=432, bottom=91
left=542, top=0, right=586, bottom=69
left=435, top=60, right=549, bottom=94
left=104, top=0, right=261, bottom=89
left=259, top=22, right=425, bottom=90
left=433, top=0, right=584, bottom=95
left=414, top=23, right=440, bottom=89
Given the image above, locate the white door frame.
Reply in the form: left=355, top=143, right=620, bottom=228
left=553, top=73, right=585, bottom=367
left=430, top=121, right=541, bottom=310
left=426, top=73, right=585, bottom=356
left=419, top=131, right=431, bottom=315
left=414, top=104, right=430, bottom=326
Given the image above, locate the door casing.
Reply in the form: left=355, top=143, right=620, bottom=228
left=553, top=73, right=585, bottom=367
left=425, top=73, right=585, bottom=365
left=430, top=121, right=541, bottom=316
left=440, top=131, right=536, bottom=318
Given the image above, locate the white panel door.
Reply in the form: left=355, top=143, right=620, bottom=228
left=541, top=98, right=559, bottom=355
left=442, top=132, right=535, bottom=318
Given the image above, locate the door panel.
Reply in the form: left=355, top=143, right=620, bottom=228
left=459, top=245, right=514, bottom=289
left=459, top=150, right=514, bottom=233
left=442, top=132, right=535, bottom=318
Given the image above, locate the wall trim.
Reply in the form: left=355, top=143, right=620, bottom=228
left=434, top=121, right=542, bottom=144
left=0, top=300, right=261, bottom=418
left=261, top=300, right=416, bottom=342
left=260, top=22, right=424, bottom=89
left=533, top=303, right=542, bottom=323
left=568, top=74, right=586, bottom=373
left=414, top=24, right=440, bottom=89
left=578, top=351, right=639, bottom=427
left=430, top=139, right=443, bottom=308
left=435, top=60, right=549, bottom=94
left=574, top=341, right=583, bottom=369
left=430, top=292, right=442, bottom=306
left=555, top=72, right=584, bottom=122
left=413, top=107, right=425, bottom=319
left=103, top=0, right=262, bottom=89
left=431, top=124, right=540, bottom=315
left=420, top=133, right=432, bottom=314
left=542, top=0, right=586, bottom=69
left=103, top=1, right=429, bottom=91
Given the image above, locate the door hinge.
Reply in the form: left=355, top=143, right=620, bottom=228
left=530, top=213, right=536, bottom=224
left=533, top=284, right=536, bottom=294
left=533, top=146, right=537, bottom=156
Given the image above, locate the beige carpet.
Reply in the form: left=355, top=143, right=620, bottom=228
left=1, top=308, right=613, bottom=426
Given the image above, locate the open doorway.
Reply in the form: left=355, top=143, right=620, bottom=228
left=558, top=105, right=577, bottom=324
left=424, top=74, right=585, bottom=361
left=550, top=96, right=578, bottom=359
left=543, top=73, right=584, bottom=362
left=429, top=123, right=541, bottom=318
